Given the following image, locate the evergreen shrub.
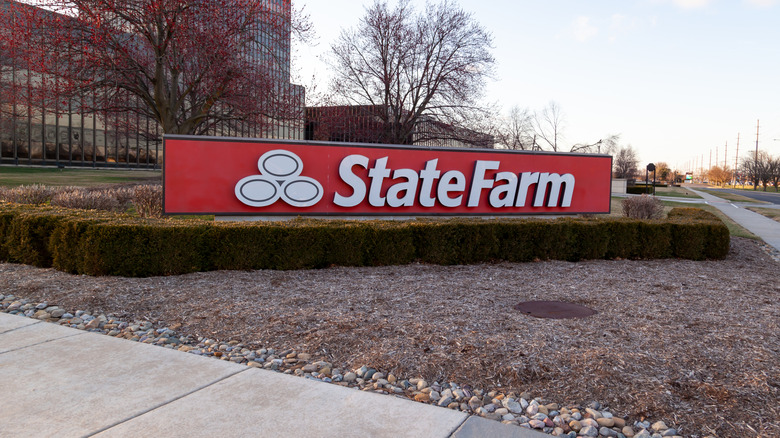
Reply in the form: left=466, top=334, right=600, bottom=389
left=626, top=187, right=648, bottom=195
left=0, top=202, right=730, bottom=277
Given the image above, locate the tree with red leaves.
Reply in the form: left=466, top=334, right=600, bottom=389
left=0, top=0, right=307, bottom=136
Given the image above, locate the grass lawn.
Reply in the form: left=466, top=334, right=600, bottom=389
left=653, top=186, right=701, bottom=198
left=0, top=166, right=161, bottom=187
left=747, top=207, right=780, bottom=223
left=724, top=184, right=779, bottom=193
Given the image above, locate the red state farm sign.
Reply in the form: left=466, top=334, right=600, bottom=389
left=163, top=136, right=612, bottom=216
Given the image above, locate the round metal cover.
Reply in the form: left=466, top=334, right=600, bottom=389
left=513, top=301, right=597, bottom=319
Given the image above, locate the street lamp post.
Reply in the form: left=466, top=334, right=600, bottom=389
left=646, top=163, right=656, bottom=195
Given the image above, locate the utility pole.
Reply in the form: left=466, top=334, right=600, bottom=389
left=724, top=141, right=728, bottom=187
left=754, top=119, right=760, bottom=190
left=709, top=149, right=712, bottom=170
left=734, top=133, right=739, bottom=186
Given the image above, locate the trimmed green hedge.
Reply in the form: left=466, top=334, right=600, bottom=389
left=627, top=187, right=652, bottom=195
left=0, top=202, right=730, bottom=277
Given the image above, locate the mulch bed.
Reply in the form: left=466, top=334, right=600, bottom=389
left=1, top=237, right=778, bottom=437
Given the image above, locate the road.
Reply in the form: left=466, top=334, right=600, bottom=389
left=705, top=188, right=780, bottom=205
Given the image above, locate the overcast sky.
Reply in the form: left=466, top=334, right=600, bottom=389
left=293, top=0, right=780, bottom=172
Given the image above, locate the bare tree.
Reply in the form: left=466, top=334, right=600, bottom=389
left=496, top=106, right=535, bottom=150
left=569, top=134, right=620, bottom=155
left=740, top=155, right=758, bottom=187
left=533, top=101, right=565, bottom=152
left=770, top=156, right=780, bottom=192
left=613, top=145, right=638, bottom=179
left=741, top=151, right=776, bottom=191
left=504, top=99, right=619, bottom=155
left=327, top=0, right=495, bottom=146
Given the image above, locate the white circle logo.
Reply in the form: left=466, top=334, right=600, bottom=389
left=235, top=150, right=323, bottom=208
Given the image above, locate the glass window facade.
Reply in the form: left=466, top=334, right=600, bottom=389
left=0, top=0, right=304, bottom=168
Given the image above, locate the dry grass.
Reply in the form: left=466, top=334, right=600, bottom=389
left=1, top=237, right=778, bottom=437
left=747, top=207, right=780, bottom=223
left=654, top=186, right=701, bottom=199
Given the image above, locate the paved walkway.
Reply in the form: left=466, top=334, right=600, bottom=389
left=0, top=312, right=545, bottom=438
left=686, top=188, right=780, bottom=252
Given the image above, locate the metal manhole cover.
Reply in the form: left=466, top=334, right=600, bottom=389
left=513, top=301, right=597, bottom=319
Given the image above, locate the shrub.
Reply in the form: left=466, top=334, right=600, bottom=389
left=0, top=205, right=16, bottom=260
left=133, top=184, right=163, bottom=218
left=50, top=216, right=103, bottom=273
left=412, top=219, right=499, bottom=265
left=78, top=222, right=212, bottom=276
left=99, top=186, right=135, bottom=210
left=626, top=187, right=651, bottom=195
left=3, top=184, right=157, bottom=216
left=0, top=203, right=731, bottom=277
left=4, top=211, right=65, bottom=267
left=602, top=219, right=639, bottom=259
left=51, top=188, right=121, bottom=211
left=668, top=208, right=730, bottom=259
left=567, top=219, right=611, bottom=261
left=622, top=195, right=664, bottom=219
left=0, top=184, right=53, bottom=205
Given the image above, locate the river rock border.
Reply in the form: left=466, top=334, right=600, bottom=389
left=2, top=294, right=701, bottom=438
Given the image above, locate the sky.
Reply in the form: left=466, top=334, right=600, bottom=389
left=292, top=0, right=780, bottom=173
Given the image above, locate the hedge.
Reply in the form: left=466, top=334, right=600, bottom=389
left=0, top=202, right=730, bottom=277
left=627, top=187, right=652, bottom=195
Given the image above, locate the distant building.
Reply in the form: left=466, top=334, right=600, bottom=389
left=0, top=0, right=303, bottom=168
left=305, top=105, right=493, bottom=148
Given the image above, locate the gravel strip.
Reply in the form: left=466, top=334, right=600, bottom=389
left=1, top=296, right=683, bottom=438
left=1, top=236, right=778, bottom=437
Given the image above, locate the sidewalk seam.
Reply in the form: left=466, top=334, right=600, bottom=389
left=85, top=367, right=250, bottom=437
left=0, top=330, right=84, bottom=356
left=446, top=413, right=471, bottom=438
left=0, top=319, right=42, bottom=336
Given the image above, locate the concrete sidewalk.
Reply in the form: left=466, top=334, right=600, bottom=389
left=687, top=188, right=780, bottom=252
left=0, top=313, right=545, bottom=438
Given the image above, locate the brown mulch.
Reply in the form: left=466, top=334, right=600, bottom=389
left=1, top=237, right=778, bottom=437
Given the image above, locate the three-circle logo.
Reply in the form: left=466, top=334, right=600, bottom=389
left=235, top=150, right=323, bottom=208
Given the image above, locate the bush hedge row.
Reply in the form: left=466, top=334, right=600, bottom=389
left=632, top=182, right=668, bottom=187
left=0, top=202, right=730, bottom=277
